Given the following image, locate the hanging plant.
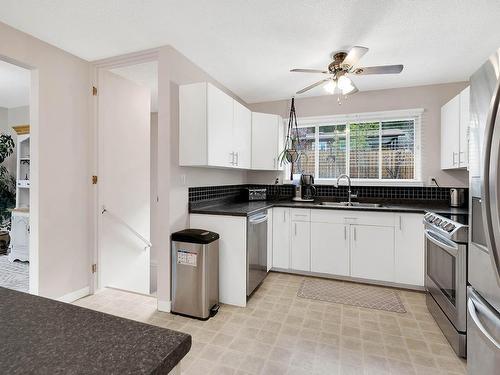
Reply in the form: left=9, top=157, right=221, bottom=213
left=277, top=97, right=305, bottom=180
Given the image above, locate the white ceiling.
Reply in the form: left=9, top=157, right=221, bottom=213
left=0, top=59, right=30, bottom=108
left=111, top=61, right=158, bottom=112
left=1, top=1, right=500, bottom=103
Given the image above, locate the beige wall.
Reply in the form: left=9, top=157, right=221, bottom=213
left=248, top=83, right=469, bottom=187
left=156, top=46, right=248, bottom=308
left=0, top=21, right=90, bottom=298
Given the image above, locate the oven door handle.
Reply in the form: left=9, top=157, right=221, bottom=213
left=425, top=229, right=459, bottom=257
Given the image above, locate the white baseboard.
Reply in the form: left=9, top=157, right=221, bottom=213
left=157, top=299, right=171, bottom=312
left=57, top=286, right=90, bottom=303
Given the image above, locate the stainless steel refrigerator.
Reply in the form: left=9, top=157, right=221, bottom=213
left=468, top=49, right=500, bottom=373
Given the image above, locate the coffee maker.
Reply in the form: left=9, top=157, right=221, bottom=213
left=292, top=174, right=317, bottom=202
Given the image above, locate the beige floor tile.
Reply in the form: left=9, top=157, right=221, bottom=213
left=74, top=273, right=467, bottom=375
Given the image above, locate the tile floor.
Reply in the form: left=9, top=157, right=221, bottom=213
left=74, top=272, right=467, bottom=375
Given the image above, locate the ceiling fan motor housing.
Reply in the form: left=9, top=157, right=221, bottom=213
left=328, top=51, right=349, bottom=74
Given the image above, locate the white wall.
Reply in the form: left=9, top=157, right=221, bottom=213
left=248, top=82, right=469, bottom=187
left=8, top=105, right=29, bottom=125
left=156, top=46, right=247, bottom=309
left=0, top=21, right=90, bottom=299
left=150, top=111, right=158, bottom=294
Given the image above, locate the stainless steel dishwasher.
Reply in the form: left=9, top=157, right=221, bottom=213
left=247, top=210, right=268, bottom=296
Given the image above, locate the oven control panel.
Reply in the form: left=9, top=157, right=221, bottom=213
left=424, top=212, right=468, bottom=243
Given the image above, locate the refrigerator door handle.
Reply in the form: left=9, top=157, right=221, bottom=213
left=482, top=77, right=500, bottom=284
left=468, top=296, right=500, bottom=350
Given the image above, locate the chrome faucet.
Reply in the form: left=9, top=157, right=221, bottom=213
left=336, top=174, right=353, bottom=206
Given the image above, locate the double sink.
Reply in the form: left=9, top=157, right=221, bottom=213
left=317, top=201, right=383, bottom=208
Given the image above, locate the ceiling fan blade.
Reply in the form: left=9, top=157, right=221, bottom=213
left=296, top=79, right=329, bottom=94
left=290, top=68, right=329, bottom=74
left=353, top=64, right=404, bottom=75
left=342, top=46, right=369, bottom=67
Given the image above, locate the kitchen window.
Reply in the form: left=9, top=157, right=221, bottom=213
left=290, top=109, right=423, bottom=184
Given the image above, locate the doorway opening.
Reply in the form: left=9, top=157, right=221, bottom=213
left=0, top=59, right=31, bottom=293
left=96, top=60, right=158, bottom=296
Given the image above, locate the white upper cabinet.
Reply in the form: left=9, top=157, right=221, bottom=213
left=441, top=86, right=470, bottom=169
left=251, top=112, right=282, bottom=170
left=459, top=86, right=470, bottom=168
left=179, top=82, right=251, bottom=168
left=207, top=83, right=235, bottom=167
left=233, top=100, right=252, bottom=169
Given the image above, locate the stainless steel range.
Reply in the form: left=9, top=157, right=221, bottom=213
left=423, top=212, right=468, bottom=357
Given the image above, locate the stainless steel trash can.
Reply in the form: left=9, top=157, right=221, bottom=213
left=171, top=229, right=219, bottom=320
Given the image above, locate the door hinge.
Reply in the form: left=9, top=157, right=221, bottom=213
left=92, top=175, right=98, bottom=184
left=92, top=86, right=98, bottom=96
left=91, top=264, right=97, bottom=273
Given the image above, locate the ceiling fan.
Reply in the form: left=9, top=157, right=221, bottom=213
left=291, top=46, right=404, bottom=96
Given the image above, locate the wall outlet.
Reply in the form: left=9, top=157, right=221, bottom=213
left=428, top=176, right=437, bottom=186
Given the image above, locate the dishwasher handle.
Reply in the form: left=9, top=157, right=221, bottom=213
left=248, top=213, right=268, bottom=225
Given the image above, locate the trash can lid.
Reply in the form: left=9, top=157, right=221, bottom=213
left=171, top=229, right=220, bottom=244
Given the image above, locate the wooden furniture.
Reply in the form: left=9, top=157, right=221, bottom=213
left=9, top=125, right=30, bottom=263
left=441, top=86, right=470, bottom=169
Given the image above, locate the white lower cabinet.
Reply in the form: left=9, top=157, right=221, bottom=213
left=350, top=225, right=395, bottom=283
left=311, top=223, right=349, bottom=276
left=273, top=208, right=425, bottom=288
left=272, top=207, right=290, bottom=268
left=394, top=213, right=424, bottom=286
left=291, top=221, right=310, bottom=271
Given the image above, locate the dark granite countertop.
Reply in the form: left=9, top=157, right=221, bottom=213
left=0, top=287, right=191, bottom=375
left=189, top=198, right=468, bottom=217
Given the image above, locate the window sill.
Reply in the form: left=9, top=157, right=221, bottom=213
left=284, top=179, right=425, bottom=187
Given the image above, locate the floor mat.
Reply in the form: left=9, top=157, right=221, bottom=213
left=297, top=278, right=406, bottom=313
left=0, top=255, right=28, bottom=292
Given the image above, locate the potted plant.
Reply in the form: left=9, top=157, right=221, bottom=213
left=0, top=133, right=16, bottom=254
left=277, top=97, right=307, bottom=180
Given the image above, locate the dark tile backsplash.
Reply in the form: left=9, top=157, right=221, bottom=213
left=188, top=184, right=461, bottom=203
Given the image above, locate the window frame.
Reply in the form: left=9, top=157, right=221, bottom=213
left=284, top=109, right=424, bottom=186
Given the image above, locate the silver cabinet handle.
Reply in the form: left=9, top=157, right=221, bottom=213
left=344, top=226, right=347, bottom=240
left=294, top=223, right=297, bottom=236
left=452, top=152, right=458, bottom=166
left=353, top=227, right=357, bottom=241
left=229, top=152, right=235, bottom=165
left=283, top=210, right=286, bottom=222
left=468, top=296, right=500, bottom=349
left=235, top=152, right=239, bottom=166
left=399, top=216, right=402, bottom=230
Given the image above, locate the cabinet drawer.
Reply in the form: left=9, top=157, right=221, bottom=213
left=291, top=208, right=310, bottom=222
left=311, top=209, right=394, bottom=226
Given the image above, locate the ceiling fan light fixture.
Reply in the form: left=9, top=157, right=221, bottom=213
left=337, top=75, right=352, bottom=91
left=323, top=79, right=336, bottom=94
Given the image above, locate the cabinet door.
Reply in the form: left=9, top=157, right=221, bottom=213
left=207, top=84, right=235, bottom=167
left=441, top=95, right=460, bottom=169
left=251, top=112, right=278, bottom=170
left=10, top=214, right=29, bottom=248
left=311, top=222, right=349, bottom=276
left=459, top=86, right=470, bottom=168
left=350, top=225, right=395, bottom=282
left=276, top=116, right=284, bottom=171
left=272, top=208, right=290, bottom=269
left=233, top=101, right=252, bottom=169
left=291, top=221, right=310, bottom=271
left=395, top=214, right=424, bottom=286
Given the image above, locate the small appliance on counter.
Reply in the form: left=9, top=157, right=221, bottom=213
left=449, top=188, right=466, bottom=207
left=292, top=174, right=317, bottom=202
left=242, top=187, right=267, bottom=201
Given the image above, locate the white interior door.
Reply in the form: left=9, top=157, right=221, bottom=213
left=98, top=70, right=150, bottom=294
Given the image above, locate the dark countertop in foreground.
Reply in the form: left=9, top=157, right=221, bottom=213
left=0, top=287, right=191, bottom=375
left=189, top=199, right=469, bottom=217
